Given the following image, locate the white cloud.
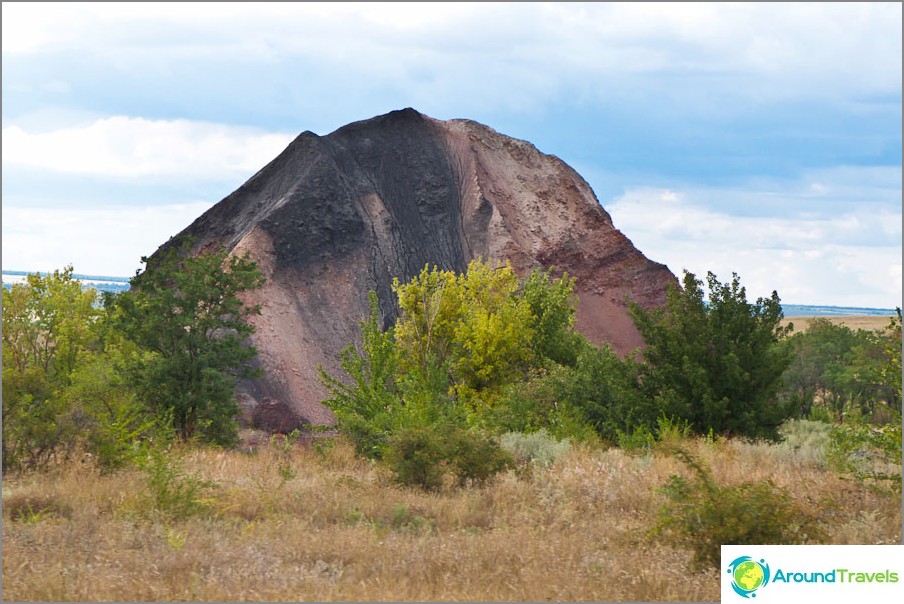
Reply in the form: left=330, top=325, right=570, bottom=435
left=3, top=3, right=899, bottom=109
left=2, top=117, right=295, bottom=180
left=608, top=179, right=902, bottom=308
left=2, top=3, right=899, bottom=309
left=2, top=202, right=216, bottom=277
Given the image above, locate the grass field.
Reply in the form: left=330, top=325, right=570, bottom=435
left=2, top=424, right=901, bottom=602
left=781, top=315, right=896, bottom=333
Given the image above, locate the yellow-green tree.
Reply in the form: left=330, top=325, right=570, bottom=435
left=882, top=308, right=902, bottom=404
left=2, top=268, right=102, bottom=468
left=322, top=260, right=577, bottom=488
left=322, top=259, right=582, bottom=454
left=392, top=260, right=536, bottom=411
left=2, top=267, right=100, bottom=379
left=2, top=267, right=159, bottom=471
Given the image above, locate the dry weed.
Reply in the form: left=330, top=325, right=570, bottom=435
left=2, top=434, right=900, bottom=601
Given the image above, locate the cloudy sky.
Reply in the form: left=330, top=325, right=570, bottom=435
left=2, top=2, right=901, bottom=308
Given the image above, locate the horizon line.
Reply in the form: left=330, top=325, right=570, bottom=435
left=2, top=269, right=898, bottom=313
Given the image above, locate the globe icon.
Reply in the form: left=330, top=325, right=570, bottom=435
left=733, top=560, right=765, bottom=593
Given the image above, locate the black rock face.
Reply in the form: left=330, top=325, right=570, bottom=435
left=170, top=108, right=471, bottom=323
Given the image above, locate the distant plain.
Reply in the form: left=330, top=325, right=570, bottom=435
left=781, top=315, right=896, bottom=333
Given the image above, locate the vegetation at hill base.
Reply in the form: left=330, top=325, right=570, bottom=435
left=628, top=271, right=793, bottom=442
left=322, top=261, right=899, bottom=491
left=2, top=242, right=265, bottom=470
left=107, top=241, right=265, bottom=445
left=3, top=257, right=901, bottom=601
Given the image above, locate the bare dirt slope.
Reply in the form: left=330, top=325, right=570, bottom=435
left=157, top=108, right=677, bottom=432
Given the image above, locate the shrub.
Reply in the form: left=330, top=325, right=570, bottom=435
left=652, top=447, right=826, bottom=569
left=383, top=427, right=448, bottom=491
left=615, top=424, right=656, bottom=454
left=383, top=426, right=513, bottom=491
left=616, top=416, right=692, bottom=455
left=321, top=292, right=402, bottom=459
left=653, top=415, right=693, bottom=447
left=388, top=503, right=436, bottom=534
left=550, top=343, right=655, bottom=443
left=827, top=413, right=902, bottom=491
left=807, top=405, right=834, bottom=424
left=773, top=418, right=833, bottom=468
left=57, top=348, right=161, bottom=471
left=268, top=428, right=301, bottom=485
left=138, top=447, right=218, bottom=519
left=500, top=429, right=571, bottom=467
left=488, top=365, right=599, bottom=442
left=3, top=492, right=72, bottom=523
left=446, top=429, right=514, bottom=486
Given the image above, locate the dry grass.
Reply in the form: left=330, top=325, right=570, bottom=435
left=3, top=434, right=901, bottom=602
left=781, top=315, right=895, bottom=333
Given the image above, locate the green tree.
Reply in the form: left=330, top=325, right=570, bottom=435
left=550, top=342, right=654, bottom=442
left=629, top=270, right=793, bottom=441
left=2, top=267, right=103, bottom=469
left=109, top=242, right=265, bottom=445
left=880, top=308, right=902, bottom=409
left=320, top=291, right=408, bottom=458
left=823, top=310, right=902, bottom=492
left=519, top=267, right=583, bottom=367
left=781, top=318, right=900, bottom=421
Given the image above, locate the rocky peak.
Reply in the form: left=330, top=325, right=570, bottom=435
left=159, top=109, right=677, bottom=431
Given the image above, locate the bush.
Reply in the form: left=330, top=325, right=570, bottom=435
left=500, top=429, right=571, bottom=467
left=615, top=416, right=692, bottom=455
left=138, top=447, right=218, bottom=519
left=488, top=366, right=598, bottom=442
left=549, top=343, right=655, bottom=443
left=446, top=429, right=514, bottom=486
left=383, top=427, right=448, bottom=491
left=773, top=419, right=833, bottom=468
left=615, top=424, right=656, bottom=454
left=654, top=415, right=694, bottom=447
left=57, top=348, right=160, bottom=471
left=652, top=447, right=826, bottom=569
left=383, top=427, right=513, bottom=491
left=827, top=413, right=902, bottom=491
left=4, top=492, right=72, bottom=523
